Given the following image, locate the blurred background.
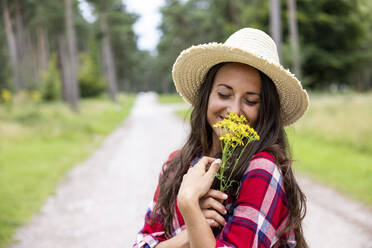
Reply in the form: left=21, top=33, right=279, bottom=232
left=0, top=0, right=372, bottom=247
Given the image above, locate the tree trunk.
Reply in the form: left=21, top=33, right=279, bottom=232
left=270, top=0, right=282, bottom=58
left=58, top=36, right=69, bottom=102
left=64, top=0, right=79, bottom=112
left=14, top=0, right=28, bottom=89
left=2, top=0, right=20, bottom=91
left=288, top=0, right=301, bottom=78
left=36, top=27, right=49, bottom=74
left=25, top=28, right=40, bottom=87
left=227, top=0, right=238, bottom=25
left=100, top=10, right=118, bottom=102
left=12, top=0, right=40, bottom=89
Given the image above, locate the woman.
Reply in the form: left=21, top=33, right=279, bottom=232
left=133, top=28, right=309, bottom=248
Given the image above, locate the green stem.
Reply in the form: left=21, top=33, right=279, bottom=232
left=225, top=137, right=251, bottom=190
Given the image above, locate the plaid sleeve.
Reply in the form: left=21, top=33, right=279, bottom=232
left=215, top=152, right=295, bottom=248
left=132, top=151, right=180, bottom=248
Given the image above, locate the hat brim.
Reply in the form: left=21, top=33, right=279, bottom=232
left=172, top=43, right=309, bottom=126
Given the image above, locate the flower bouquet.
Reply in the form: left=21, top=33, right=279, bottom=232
left=213, top=112, right=260, bottom=193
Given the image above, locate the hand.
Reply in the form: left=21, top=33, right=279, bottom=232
left=177, top=157, right=221, bottom=206
left=200, top=189, right=228, bottom=227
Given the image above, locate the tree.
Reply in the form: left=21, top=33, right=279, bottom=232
left=155, top=0, right=222, bottom=92
left=296, top=0, right=372, bottom=89
left=105, top=2, right=141, bottom=92
left=270, top=0, right=282, bottom=57
left=287, top=0, right=301, bottom=78
left=86, top=0, right=119, bottom=102
left=2, top=0, right=20, bottom=90
left=64, top=0, right=80, bottom=111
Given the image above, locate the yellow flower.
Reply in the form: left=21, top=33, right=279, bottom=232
left=31, top=91, right=41, bottom=102
left=213, top=112, right=260, bottom=147
left=213, top=112, right=260, bottom=193
left=1, top=89, right=11, bottom=102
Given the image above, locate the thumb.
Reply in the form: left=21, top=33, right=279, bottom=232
left=206, top=159, right=221, bottom=177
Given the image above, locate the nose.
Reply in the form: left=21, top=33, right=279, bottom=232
left=228, top=98, right=242, bottom=116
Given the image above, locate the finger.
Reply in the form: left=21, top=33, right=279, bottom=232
left=205, top=158, right=221, bottom=178
left=205, top=189, right=228, bottom=201
left=200, top=159, right=222, bottom=190
left=202, top=209, right=226, bottom=226
left=206, top=218, right=220, bottom=228
left=200, top=197, right=227, bottom=215
left=194, top=156, right=216, bottom=172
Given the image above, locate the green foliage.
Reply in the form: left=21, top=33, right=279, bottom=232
left=107, top=2, right=139, bottom=91
left=78, top=53, right=106, bottom=98
left=154, top=0, right=272, bottom=92
left=0, top=89, right=13, bottom=112
left=0, top=16, right=10, bottom=90
left=288, top=131, right=372, bottom=205
left=153, top=0, right=372, bottom=92
left=155, top=0, right=219, bottom=92
left=1, top=0, right=372, bottom=101
left=157, top=94, right=184, bottom=104
left=296, top=0, right=372, bottom=89
left=293, top=92, right=372, bottom=153
left=28, top=0, right=65, bottom=34
left=0, top=94, right=136, bottom=248
left=39, top=54, right=61, bottom=101
left=86, top=0, right=147, bottom=92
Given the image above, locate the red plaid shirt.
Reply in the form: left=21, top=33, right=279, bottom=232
left=133, top=151, right=296, bottom=248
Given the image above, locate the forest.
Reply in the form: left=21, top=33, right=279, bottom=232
left=0, top=0, right=371, bottom=111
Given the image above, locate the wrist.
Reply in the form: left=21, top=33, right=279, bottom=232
left=177, top=193, right=199, bottom=212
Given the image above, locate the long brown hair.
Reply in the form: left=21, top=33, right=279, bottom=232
left=153, top=62, right=308, bottom=247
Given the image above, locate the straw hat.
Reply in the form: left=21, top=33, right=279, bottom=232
left=172, top=27, right=309, bottom=126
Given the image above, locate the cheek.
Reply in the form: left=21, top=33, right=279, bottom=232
left=207, top=95, right=224, bottom=127
left=206, top=100, right=215, bottom=126
left=208, top=99, right=225, bottom=117
left=243, top=104, right=260, bottom=125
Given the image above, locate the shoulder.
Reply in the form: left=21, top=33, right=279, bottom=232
left=242, top=151, right=281, bottom=181
left=251, top=151, right=275, bottom=163
left=239, top=151, right=285, bottom=199
left=168, top=150, right=180, bottom=160
left=161, top=150, right=180, bottom=171
left=236, top=150, right=288, bottom=213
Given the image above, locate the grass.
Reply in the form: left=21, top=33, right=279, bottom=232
left=0, top=94, right=136, bottom=248
left=157, top=94, right=192, bottom=120
left=292, top=92, right=372, bottom=153
left=289, top=92, right=372, bottom=205
left=160, top=92, right=372, bottom=206
left=157, top=94, right=184, bottom=104
left=288, top=129, right=372, bottom=205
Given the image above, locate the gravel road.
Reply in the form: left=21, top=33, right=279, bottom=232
left=10, top=93, right=372, bottom=248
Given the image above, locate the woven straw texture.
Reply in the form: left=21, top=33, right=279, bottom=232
left=172, top=28, right=309, bottom=126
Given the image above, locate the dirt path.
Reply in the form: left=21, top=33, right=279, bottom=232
left=10, top=93, right=372, bottom=247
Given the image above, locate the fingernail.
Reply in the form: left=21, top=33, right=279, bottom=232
left=214, top=159, right=222, bottom=164
left=223, top=193, right=228, bottom=199
left=224, top=209, right=227, bottom=214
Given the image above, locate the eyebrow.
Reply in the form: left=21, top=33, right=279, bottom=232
left=216, top=83, right=260, bottom=96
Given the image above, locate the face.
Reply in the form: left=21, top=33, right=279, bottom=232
left=207, top=63, right=262, bottom=146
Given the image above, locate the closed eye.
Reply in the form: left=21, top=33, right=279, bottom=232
left=244, top=98, right=258, bottom=105
left=217, top=92, right=230, bottom=99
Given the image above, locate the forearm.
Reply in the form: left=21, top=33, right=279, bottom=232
left=155, top=230, right=189, bottom=248
left=179, top=198, right=216, bottom=248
